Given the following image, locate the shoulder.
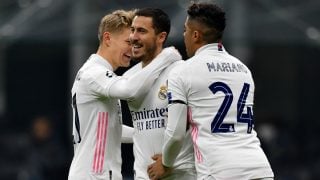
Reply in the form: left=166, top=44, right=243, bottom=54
left=155, top=60, right=184, bottom=79
left=168, top=61, right=189, bottom=81
left=123, top=62, right=142, bottom=77
left=165, top=60, right=184, bottom=71
left=79, top=62, right=114, bottom=83
left=173, top=56, right=196, bottom=72
left=171, top=60, right=185, bottom=67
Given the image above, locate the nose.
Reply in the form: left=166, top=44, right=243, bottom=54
left=129, top=31, right=138, bottom=43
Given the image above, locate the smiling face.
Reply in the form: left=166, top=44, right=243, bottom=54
left=107, top=28, right=132, bottom=69
left=129, top=16, right=165, bottom=65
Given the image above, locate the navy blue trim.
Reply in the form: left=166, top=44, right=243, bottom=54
left=169, top=100, right=187, bottom=105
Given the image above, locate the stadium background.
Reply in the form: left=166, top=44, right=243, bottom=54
left=0, top=0, right=319, bottom=179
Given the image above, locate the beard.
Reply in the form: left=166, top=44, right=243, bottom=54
left=132, top=40, right=158, bottom=63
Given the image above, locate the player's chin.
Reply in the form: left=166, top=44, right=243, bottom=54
left=131, top=52, right=144, bottom=61
left=121, top=56, right=131, bottom=67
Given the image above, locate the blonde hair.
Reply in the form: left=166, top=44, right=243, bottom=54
left=98, top=9, right=136, bottom=43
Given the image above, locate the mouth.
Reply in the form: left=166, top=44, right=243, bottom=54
left=132, top=43, right=143, bottom=52
left=124, top=54, right=131, bottom=59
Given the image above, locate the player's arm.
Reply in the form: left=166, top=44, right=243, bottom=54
left=147, top=68, right=187, bottom=179
left=162, top=102, right=187, bottom=167
left=108, top=47, right=181, bottom=99
left=162, top=65, right=188, bottom=168
left=147, top=101, right=188, bottom=179
left=121, top=125, right=134, bottom=143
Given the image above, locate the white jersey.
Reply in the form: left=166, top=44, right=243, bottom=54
left=69, top=54, right=123, bottom=180
left=124, top=60, right=195, bottom=180
left=68, top=48, right=180, bottom=180
left=167, top=44, right=274, bottom=179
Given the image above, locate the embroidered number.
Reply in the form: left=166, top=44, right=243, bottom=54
left=237, top=83, right=254, bottom=133
left=209, top=82, right=253, bottom=133
left=209, top=82, right=234, bottom=133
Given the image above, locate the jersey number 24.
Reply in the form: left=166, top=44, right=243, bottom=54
left=209, top=82, right=253, bottom=134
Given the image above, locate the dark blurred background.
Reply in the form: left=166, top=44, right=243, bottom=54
left=0, top=0, right=320, bottom=179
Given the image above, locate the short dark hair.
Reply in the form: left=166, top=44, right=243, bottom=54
left=187, top=3, right=226, bottom=42
left=135, top=8, right=171, bottom=38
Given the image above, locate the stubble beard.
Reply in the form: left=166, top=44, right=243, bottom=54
left=136, top=43, right=157, bottom=65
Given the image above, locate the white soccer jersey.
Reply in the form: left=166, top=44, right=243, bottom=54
left=68, top=54, right=123, bottom=180
left=124, top=59, right=195, bottom=180
left=166, top=44, right=274, bottom=180
left=68, top=48, right=179, bottom=180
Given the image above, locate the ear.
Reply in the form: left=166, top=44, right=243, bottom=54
left=193, top=30, right=202, bottom=43
left=157, top=32, right=167, bottom=44
left=103, top=32, right=111, bottom=47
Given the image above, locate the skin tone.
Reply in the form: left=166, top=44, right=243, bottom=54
left=97, top=28, right=132, bottom=70
left=183, top=16, right=207, bottom=58
left=147, top=155, right=171, bottom=179
left=130, top=16, right=167, bottom=67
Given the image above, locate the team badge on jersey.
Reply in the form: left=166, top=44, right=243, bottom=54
left=106, top=71, right=113, bottom=78
left=158, top=85, right=167, bottom=100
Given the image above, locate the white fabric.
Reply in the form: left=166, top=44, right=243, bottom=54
left=121, top=125, right=134, bottom=143
left=68, top=54, right=123, bottom=180
left=123, top=47, right=195, bottom=180
left=68, top=47, right=179, bottom=180
left=163, top=43, right=274, bottom=180
left=162, top=103, right=187, bottom=167
left=84, top=47, right=180, bottom=99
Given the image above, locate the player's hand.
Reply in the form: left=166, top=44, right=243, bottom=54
left=147, top=154, right=171, bottom=180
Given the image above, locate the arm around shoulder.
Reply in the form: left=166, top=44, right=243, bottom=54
left=108, top=46, right=182, bottom=99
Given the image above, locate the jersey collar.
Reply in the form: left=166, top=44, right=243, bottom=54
left=195, top=43, right=227, bottom=56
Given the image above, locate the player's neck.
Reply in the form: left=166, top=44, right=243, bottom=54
left=96, top=46, right=117, bottom=71
left=141, top=47, right=163, bottom=68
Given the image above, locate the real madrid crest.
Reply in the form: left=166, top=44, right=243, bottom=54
left=158, top=85, right=167, bottom=100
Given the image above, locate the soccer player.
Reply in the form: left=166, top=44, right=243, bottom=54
left=68, top=10, right=180, bottom=180
left=147, top=3, right=274, bottom=180
left=123, top=8, right=196, bottom=179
